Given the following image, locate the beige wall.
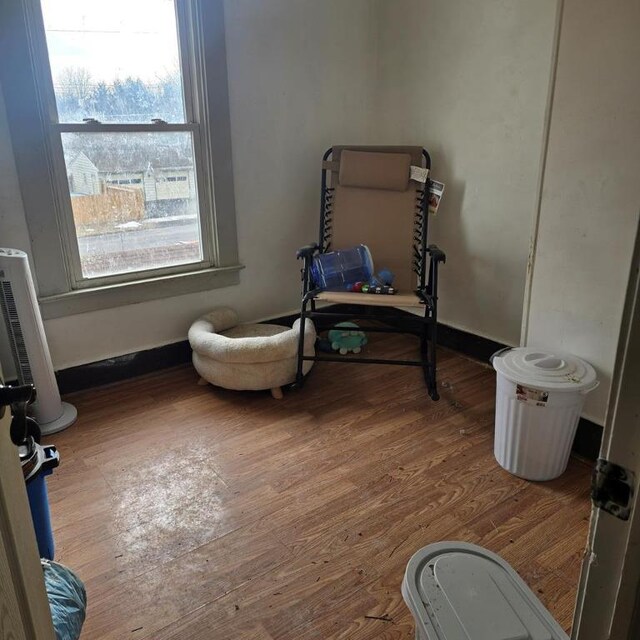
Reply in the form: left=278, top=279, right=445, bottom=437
left=523, top=0, right=640, bottom=424
left=375, top=0, right=559, bottom=345
left=0, top=0, right=378, bottom=374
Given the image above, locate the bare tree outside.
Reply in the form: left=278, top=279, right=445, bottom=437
left=53, top=66, right=183, bottom=123
left=55, top=66, right=93, bottom=103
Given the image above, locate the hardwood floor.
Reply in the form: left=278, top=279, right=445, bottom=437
left=44, top=334, right=592, bottom=639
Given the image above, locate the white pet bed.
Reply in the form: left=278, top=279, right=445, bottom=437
left=188, top=307, right=316, bottom=399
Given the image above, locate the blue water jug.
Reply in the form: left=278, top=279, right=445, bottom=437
left=311, top=245, right=374, bottom=289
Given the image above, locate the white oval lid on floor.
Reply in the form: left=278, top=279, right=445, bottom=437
left=492, top=347, right=597, bottom=393
left=402, top=542, right=569, bottom=640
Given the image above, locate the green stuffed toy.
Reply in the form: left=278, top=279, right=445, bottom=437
left=328, top=322, right=368, bottom=355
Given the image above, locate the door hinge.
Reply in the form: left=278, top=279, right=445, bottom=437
left=591, top=458, right=635, bottom=521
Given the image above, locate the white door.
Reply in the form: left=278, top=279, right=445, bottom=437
left=0, top=379, right=55, bottom=639
left=573, top=223, right=640, bottom=640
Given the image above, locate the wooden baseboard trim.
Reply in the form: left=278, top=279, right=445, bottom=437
left=573, top=417, right=603, bottom=461
left=47, top=305, right=504, bottom=394
left=56, top=341, right=193, bottom=394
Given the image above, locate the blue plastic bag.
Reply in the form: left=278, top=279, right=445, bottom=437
left=42, top=559, right=86, bottom=640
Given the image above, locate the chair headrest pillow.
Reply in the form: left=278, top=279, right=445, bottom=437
left=338, top=149, right=411, bottom=191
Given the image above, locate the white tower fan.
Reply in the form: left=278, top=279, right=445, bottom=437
left=0, top=248, right=76, bottom=434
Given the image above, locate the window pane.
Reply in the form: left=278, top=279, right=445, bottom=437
left=61, top=132, right=202, bottom=279
left=41, top=0, right=185, bottom=123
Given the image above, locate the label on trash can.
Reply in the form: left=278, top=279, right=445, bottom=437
left=516, top=384, right=549, bottom=407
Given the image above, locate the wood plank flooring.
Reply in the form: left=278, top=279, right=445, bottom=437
left=43, top=334, right=592, bottom=639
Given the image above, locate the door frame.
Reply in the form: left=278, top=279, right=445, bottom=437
left=573, top=218, right=640, bottom=640
left=0, top=383, right=55, bottom=639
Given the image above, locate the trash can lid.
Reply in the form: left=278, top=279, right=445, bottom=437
left=402, top=542, right=569, bottom=640
left=492, top=347, right=598, bottom=393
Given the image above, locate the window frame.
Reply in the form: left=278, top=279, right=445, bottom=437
left=0, top=0, right=241, bottom=318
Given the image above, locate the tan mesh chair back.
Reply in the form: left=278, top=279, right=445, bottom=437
left=326, top=145, right=424, bottom=292
left=294, top=144, right=445, bottom=401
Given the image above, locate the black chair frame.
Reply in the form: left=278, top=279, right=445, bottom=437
left=294, top=147, right=446, bottom=400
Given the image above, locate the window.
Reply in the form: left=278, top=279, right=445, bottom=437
left=0, top=0, right=239, bottom=317
left=40, top=0, right=208, bottom=282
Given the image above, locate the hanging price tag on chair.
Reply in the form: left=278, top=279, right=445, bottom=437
left=410, top=165, right=429, bottom=183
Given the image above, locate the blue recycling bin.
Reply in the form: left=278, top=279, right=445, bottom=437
left=24, top=444, right=59, bottom=560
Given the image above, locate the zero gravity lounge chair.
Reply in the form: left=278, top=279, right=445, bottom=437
left=295, top=146, right=446, bottom=400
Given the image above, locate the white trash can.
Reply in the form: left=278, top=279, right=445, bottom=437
left=491, top=347, right=598, bottom=481
left=402, top=542, right=569, bottom=640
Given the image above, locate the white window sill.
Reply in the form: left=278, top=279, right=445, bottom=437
left=38, top=264, right=243, bottom=320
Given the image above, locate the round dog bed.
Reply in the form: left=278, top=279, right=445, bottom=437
left=188, top=307, right=316, bottom=399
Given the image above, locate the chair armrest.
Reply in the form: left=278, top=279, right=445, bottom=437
left=428, top=244, right=446, bottom=263
left=296, top=243, right=319, bottom=260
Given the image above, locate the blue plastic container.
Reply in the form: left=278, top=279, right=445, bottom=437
left=25, top=445, right=59, bottom=560
left=311, top=244, right=374, bottom=289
